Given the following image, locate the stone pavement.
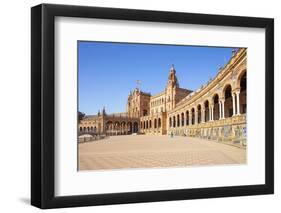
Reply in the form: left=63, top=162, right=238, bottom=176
left=78, top=135, right=246, bottom=171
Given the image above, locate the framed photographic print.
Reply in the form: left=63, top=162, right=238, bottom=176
left=31, top=3, right=274, bottom=209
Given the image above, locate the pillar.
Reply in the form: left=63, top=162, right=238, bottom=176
left=236, top=91, right=240, bottom=115
left=210, top=105, right=214, bottom=121
left=195, top=110, right=198, bottom=125
left=209, top=106, right=212, bottom=121
left=232, top=93, right=236, bottom=116
left=221, top=99, right=225, bottom=119
left=219, top=101, right=222, bottom=119
left=202, top=108, right=205, bottom=123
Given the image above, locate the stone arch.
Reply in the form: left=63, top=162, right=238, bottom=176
left=239, top=70, right=247, bottom=114
left=121, top=121, right=126, bottom=134
left=197, top=104, right=202, bottom=124
left=158, top=118, right=161, bottom=128
left=127, top=122, right=132, bottom=134
left=212, top=94, right=220, bottom=120
left=181, top=112, right=184, bottom=126
left=204, top=100, right=210, bottom=122
left=169, top=117, right=172, bottom=127
left=191, top=108, right=195, bottom=125
left=154, top=118, right=157, bottom=129
left=173, top=115, right=176, bottom=127
left=224, top=84, right=233, bottom=118
left=133, top=122, right=138, bottom=133
left=79, top=127, right=82, bottom=131
left=177, top=114, right=180, bottom=127
left=186, top=110, right=189, bottom=126
left=236, top=69, right=247, bottom=89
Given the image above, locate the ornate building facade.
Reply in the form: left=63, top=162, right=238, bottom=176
left=79, top=48, right=247, bottom=146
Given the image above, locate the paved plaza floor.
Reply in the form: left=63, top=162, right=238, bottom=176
left=78, top=135, right=246, bottom=171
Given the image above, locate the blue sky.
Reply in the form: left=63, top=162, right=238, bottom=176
left=78, top=41, right=236, bottom=115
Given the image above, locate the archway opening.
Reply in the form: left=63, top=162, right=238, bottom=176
left=191, top=108, right=195, bottom=125
left=127, top=122, right=132, bottom=134
left=169, top=117, right=172, bottom=127
left=133, top=122, right=138, bottom=133
left=213, top=94, right=220, bottom=120
left=224, top=85, right=233, bottom=118
left=186, top=111, right=189, bottom=126
left=204, top=100, right=209, bottom=122
left=197, top=105, right=201, bottom=123
left=240, top=71, right=247, bottom=114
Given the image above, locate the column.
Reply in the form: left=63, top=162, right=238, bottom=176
left=210, top=105, right=214, bottom=121
left=232, top=93, right=236, bottom=116
left=221, top=99, right=225, bottom=119
left=236, top=91, right=241, bottom=115
left=209, top=106, right=213, bottom=121
left=189, top=112, right=192, bottom=125
left=201, top=107, right=205, bottom=123
left=195, top=110, right=198, bottom=125
left=219, top=101, right=222, bottom=119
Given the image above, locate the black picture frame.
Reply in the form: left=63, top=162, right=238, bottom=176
left=31, top=3, right=274, bottom=209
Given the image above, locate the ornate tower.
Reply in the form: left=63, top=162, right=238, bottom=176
left=167, top=64, right=179, bottom=88
left=165, top=65, right=179, bottom=111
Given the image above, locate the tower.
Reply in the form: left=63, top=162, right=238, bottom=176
left=167, top=64, right=179, bottom=88
left=165, top=65, right=179, bottom=111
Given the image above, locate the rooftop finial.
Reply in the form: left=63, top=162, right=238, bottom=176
left=170, top=64, right=176, bottom=73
